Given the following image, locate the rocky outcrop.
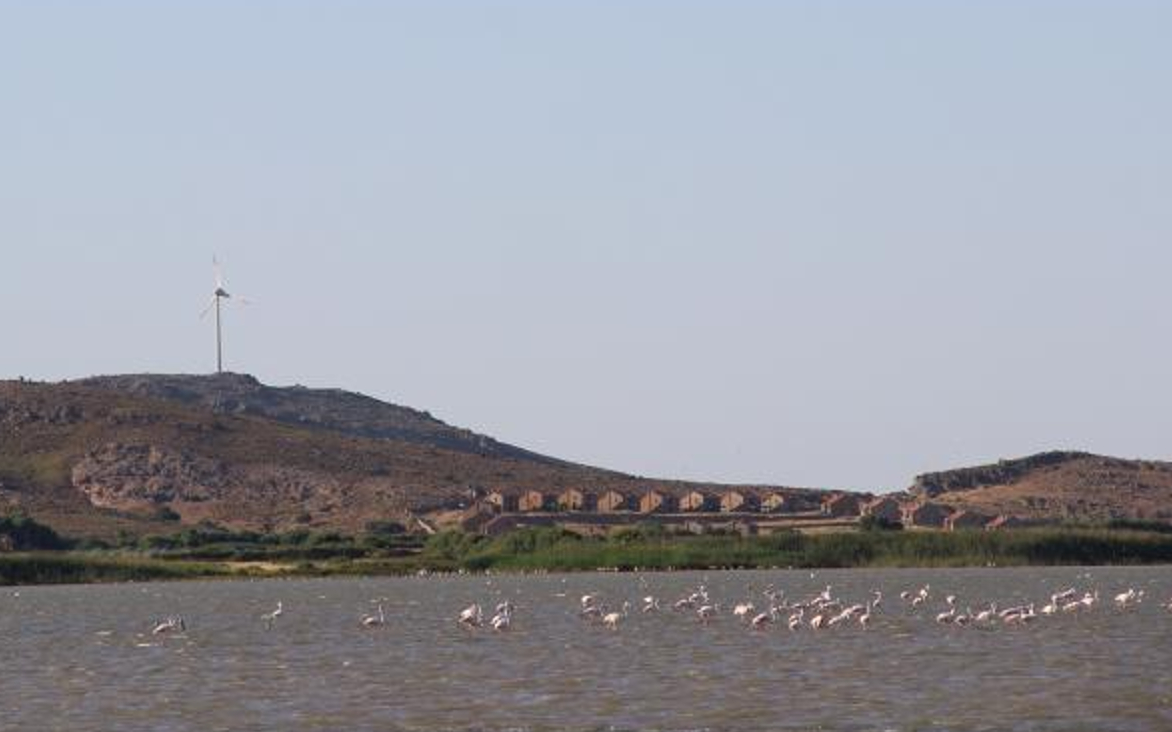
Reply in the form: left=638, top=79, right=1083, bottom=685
left=71, top=443, right=229, bottom=509
left=67, top=441, right=413, bottom=531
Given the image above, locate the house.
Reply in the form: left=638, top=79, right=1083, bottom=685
left=484, top=490, right=519, bottom=513
left=518, top=489, right=547, bottom=512
left=596, top=490, right=630, bottom=513
left=862, top=496, right=904, bottom=524
left=639, top=490, right=677, bottom=514
left=820, top=493, right=862, bottom=518
left=557, top=488, right=595, bottom=512
left=720, top=490, right=759, bottom=513
left=679, top=490, right=716, bottom=512
left=945, top=510, right=991, bottom=530
left=759, top=492, right=787, bottom=513
left=901, top=501, right=954, bottom=528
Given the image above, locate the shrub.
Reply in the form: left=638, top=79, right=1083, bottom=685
left=859, top=515, right=903, bottom=532
left=365, top=520, right=407, bottom=536
left=0, top=514, right=68, bottom=550
left=154, top=506, right=182, bottom=522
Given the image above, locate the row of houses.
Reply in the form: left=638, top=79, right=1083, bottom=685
left=857, top=494, right=1037, bottom=530
left=477, top=486, right=1032, bottom=531
left=482, top=487, right=794, bottom=515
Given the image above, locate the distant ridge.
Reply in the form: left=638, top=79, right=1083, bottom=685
left=909, top=451, right=1172, bottom=522
left=75, top=372, right=563, bottom=466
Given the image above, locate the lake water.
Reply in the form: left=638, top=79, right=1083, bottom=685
left=2, top=567, right=1170, bottom=731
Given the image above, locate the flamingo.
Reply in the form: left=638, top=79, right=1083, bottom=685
left=910, top=587, right=930, bottom=608
left=262, top=601, right=283, bottom=630
left=1003, top=604, right=1036, bottom=624
left=361, top=604, right=386, bottom=628
left=697, top=605, right=717, bottom=624
left=733, top=602, right=755, bottom=620
left=458, top=603, right=483, bottom=627
left=858, top=602, right=873, bottom=628
left=787, top=609, right=804, bottom=631
left=152, top=615, right=185, bottom=635
left=1053, top=588, right=1077, bottom=604
left=936, top=607, right=956, bottom=624
left=750, top=611, right=773, bottom=630
left=491, top=609, right=512, bottom=632
left=601, top=603, right=628, bottom=630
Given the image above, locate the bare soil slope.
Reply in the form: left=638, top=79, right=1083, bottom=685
left=910, top=451, right=1172, bottom=522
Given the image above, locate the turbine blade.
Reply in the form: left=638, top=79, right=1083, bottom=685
left=234, top=295, right=254, bottom=305
left=213, top=256, right=224, bottom=289
left=199, top=295, right=217, bottom=319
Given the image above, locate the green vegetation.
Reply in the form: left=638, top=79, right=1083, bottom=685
left=420, top=525, right=1172, bottom=572
left=858, top=514, right=903, bottom=532
left=5, top=523, right=1172, bottom=585
left=0, top=553, right=229, bottom=585
left=0, top=514, right=68, bottom=550
left=124, top=525, right=424, bottom=561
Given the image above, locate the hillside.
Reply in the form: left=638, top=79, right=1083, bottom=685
left=75, top=373, right=559, bottom=465
left=909, top=451, right=1172, bottom=522
left=0, top=376, right=822, bottom=539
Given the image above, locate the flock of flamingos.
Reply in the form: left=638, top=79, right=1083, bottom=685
left=448, top=581, right=1172, bottom=635
left=138, top=576, right=1172, bottom=639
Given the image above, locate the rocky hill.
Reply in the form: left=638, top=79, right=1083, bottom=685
left=0, top=376, right=823, bottom=539
left=75, top=373, right=558, bottom=464
left=909, top=451, right=1172, bottom=522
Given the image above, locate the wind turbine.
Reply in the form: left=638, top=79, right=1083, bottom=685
left=200, top=257, right=251, bottom=374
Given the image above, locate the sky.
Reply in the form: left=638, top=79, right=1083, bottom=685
left=2, top=1, right=1170, bottom=491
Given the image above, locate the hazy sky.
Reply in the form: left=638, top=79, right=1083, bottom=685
left=3, top=1, right=1170, bottom=491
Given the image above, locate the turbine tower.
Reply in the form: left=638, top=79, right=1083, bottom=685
left=200, top=257, right=250, bottom=374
